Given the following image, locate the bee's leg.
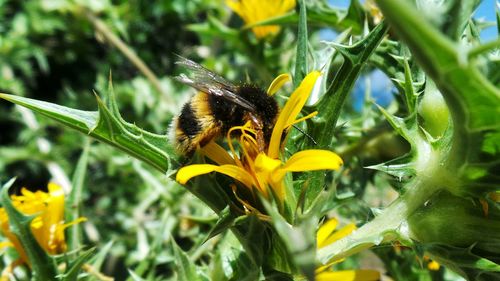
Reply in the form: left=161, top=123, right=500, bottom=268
left=248, top=114, right=265, bottom=152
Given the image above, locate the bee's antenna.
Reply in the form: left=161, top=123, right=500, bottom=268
left=292, top=125, right=317, bottom=145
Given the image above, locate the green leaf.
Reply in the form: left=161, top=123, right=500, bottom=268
left=212, top=232, right=260, bottom=281
left=375, top=104, right=414, bottom=146
left=0, top=90, right=178, bottom=174
left=187, top=15, right=240, bottom=43
left=312, top=21, right=389, bottom=149
left=497, top=3, right=500, bottom=36
left=88, top=241, right=114, bottom=280
left=262, top=200, right=315, bottom=281
left=231, top=215, right=268, bottom=268
left=299, top=21, right=388, bottom=209
left=367, top=154, right=416, bottom=181
left=229, top=252, right=261, bottom=281
left=340, top=0, right=365, bottom=35
left=171, top=239, right=206, bottom=281
left=0, top=178, right=58, bottom=280
left=294, top=0, right=308, bottom=88
left=441, top=0, right=481, bottom=40
left=183, top=172, right=233, bottom=214
left=203, top=206, right=237, bottom=243
left=66, top=139, right=90, bottom=251
left=128, top=270, right=147, bottom=281
left=468, top=38, right=500, bottom=59
left=242, top=2, right=345, bottom=30
left=401, top=58, right=417, bottom=113
left=424, top=243, right=500, bottom=281
left=61, top=248, right=95, bottom=281
left=374, top=0, right=500, bottom=200
left=482, top=131, right=500, bottom=156
left=242, top=11, right=297, bottom=28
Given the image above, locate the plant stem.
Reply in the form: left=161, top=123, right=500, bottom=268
left=317, top=133, right=458, bottom=262
left=317, top=174, right=441, bottom=263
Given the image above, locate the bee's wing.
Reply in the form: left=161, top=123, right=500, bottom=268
left=175, top=56, right=256, bottom=112
left=175, top=56, right=234, bottom=89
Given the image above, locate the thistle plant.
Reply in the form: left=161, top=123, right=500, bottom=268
left=0, top=0, right=498, bottom=280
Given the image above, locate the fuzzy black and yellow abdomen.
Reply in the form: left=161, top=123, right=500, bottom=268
left=171, top=92, right=222, bottom=155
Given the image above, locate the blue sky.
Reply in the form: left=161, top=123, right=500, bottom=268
left=475, top=0, right=498, bottom=40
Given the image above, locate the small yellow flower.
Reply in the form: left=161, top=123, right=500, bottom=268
left=316, top=218, right=380, bottom=281
left=366, top=0, right=384, bottom=24
left=226, top=0, right=296, bottom=39
left=427, top=260, right=440, bottom=271
left=0, top=183, right=86, bottom=266
left=423, top=255, right=441, bottom=271
left=177, top=71, right=343, bottom=210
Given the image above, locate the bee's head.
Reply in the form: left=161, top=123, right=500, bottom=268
left=238, top=84, right=279, bottom=143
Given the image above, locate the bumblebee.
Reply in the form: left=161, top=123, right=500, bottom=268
left=170, top=57, right=279, bottom=155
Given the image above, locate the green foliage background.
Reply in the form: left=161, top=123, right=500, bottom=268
left=0, top=0, right=498, bottom=280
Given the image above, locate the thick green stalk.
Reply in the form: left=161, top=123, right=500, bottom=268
left=318, top=133, right=453, bottom=262
left=375, top=0, right=500, bottom=167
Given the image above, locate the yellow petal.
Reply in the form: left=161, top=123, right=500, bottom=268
left=316, top=270, right=380, bottom=281
left=177, top=164, right=220, bottom=184
left=428, top=260, right=440, bottom=271
left=254, top=153, right=283, bottom=198
left=200, top=141, right=235, bottom=165
left=252, top=26, right=280, bottom=39
left=272, top=149, right=343, bottom=182
left=48, top=182, right=64, bottom=196
left=41, top=183, right=65, bottom=252
left=176, top=164, right=254, bottom=188
left=226, top=0, right=244, bottom=19
left=0, top=241, right=13, bottom=249
left=320, top=223, right=356, bottom=248
left=315, top=259, right=346, bottom=274
left=268, top=71, right=321, bottom=158
left=284, top=0, right=297, bottom=11
left=317, top=218, right=338, bottom=248
left=267, top=73, right=291, bottom=96
left=254, top=153, right=282, bottom=173
left=283, top=149, right=343, bottom=171
left=227, top=0, right=295, bottom=39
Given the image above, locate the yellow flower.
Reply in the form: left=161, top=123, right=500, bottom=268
left=366, top=0, right=384, bottom=25
left=427, top=260, right=440, bottom=271
left=0, top=183, right=86, bottom=266
left=226, top=0, right=296, bottom=39
left=316, top=218, right=380, bottom=281
left=177, top=71, right=343, bottom=211
left=422, top=255, right=441, bottom=271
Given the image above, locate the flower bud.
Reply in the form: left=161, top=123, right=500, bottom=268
left=408, top=190, right=500, bottom=277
